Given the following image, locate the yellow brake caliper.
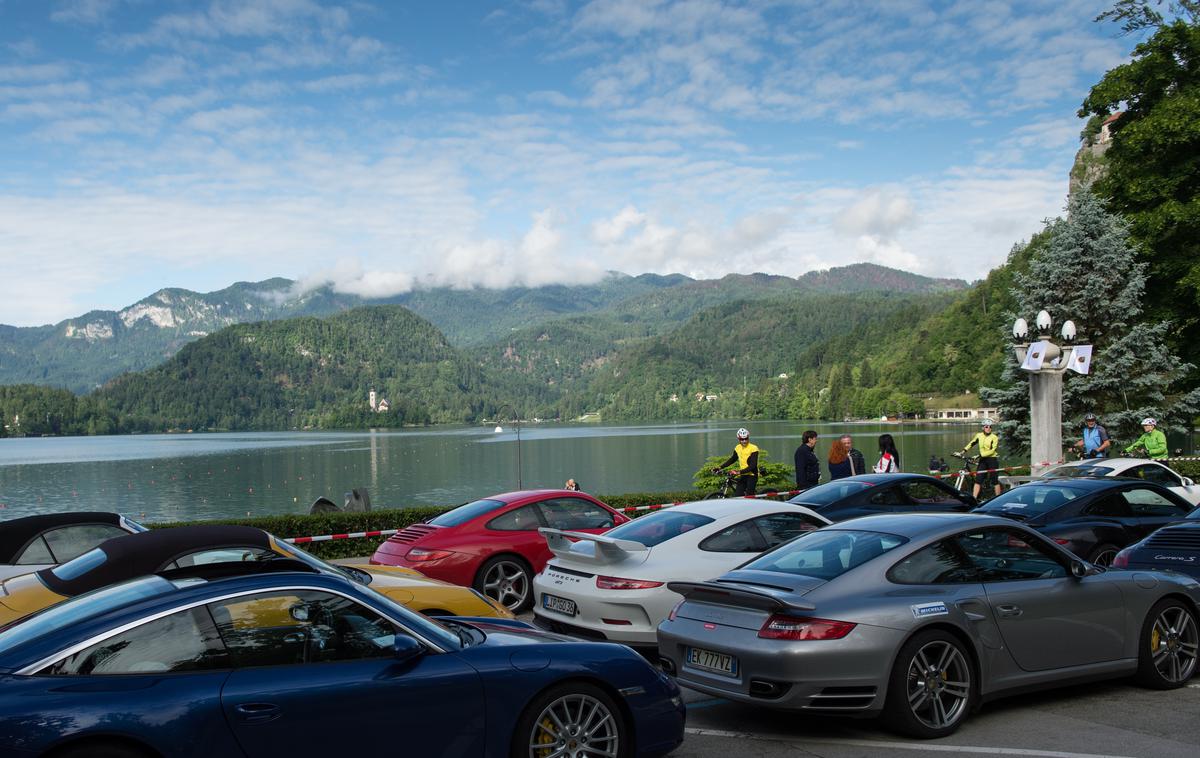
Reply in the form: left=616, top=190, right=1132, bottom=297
left=534, top=717, right=556, bottom=757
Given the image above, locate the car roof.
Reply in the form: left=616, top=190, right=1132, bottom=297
left=36, top=525, right=274, bottom=597
left=820, top=511, right=1010, bottom=539
left=1022, top=477, right=1147, bottom=492
left=489, top=489, right=606, bottom=505
left=0, top=512, right=127, bottom=563
left=650, top=499, right=814, bottom=520
left=836, top=473, right=944, bottom=485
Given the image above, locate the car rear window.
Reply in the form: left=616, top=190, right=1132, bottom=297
left=49, top=547, right=108, bottom=581
left=740, top=529, right=907, bottom=580
left=1042, top=463, right=1116, bottom=478
left=602, top=511, right=714, bottom=548
left=976, top=485, right=1081, bottom=516
left=788, top=480, right=873, bottom=507
left=427, top=499, right=507, bottom=527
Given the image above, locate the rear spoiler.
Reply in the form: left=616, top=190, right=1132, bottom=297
left=539, top=528, right=649, bottom=565
left=667, top=581, right=816, bottom=613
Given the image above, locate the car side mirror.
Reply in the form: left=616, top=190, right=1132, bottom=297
left=393, top=634, right=425, bottom=665
left=1182, top=477, right=1195, bottom=487
left=1070, top=560, right=1088, bottom=579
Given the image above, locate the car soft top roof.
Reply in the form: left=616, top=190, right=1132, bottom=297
left=0, top=512, right=126, bottom=563
left=36, top=525, right=274, bottom=597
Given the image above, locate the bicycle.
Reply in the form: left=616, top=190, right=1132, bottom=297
left=948, top=452, right=980, bottom=494
left=705, top=469, right=742, bottom=499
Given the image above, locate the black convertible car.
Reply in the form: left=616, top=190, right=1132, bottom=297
left=0, top=512, right=146, bottom=580
left=787, top=473, right=976, bottom=521
left=974, top=478, right=1196, bottom=566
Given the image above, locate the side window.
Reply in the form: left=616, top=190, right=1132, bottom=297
left=44, top=607, right=228, bottom=675
left=699, top=521, right=763, bottom=553
left=486, top=505, right=544, bottom=531
left=15, top=536, right=54, bottom=565
left=42, top=525, right=128, bottom=563
left=209, top=590, right=402, bottom=667
left=538, top=499, right=615, bottom=530
left=901, top=481, right=957, bottom=504
left=1127, top=465, right=1178, bottom=486
left=868, top=487, right=905, bottom=506
left=1123, top=488, right=1191, bottom=517
left=954, top=529, right=1067, bottom=582
left=1084, top=495, right=1131, bottom=518
left=888, top=540, right=978, bottom=584
left=753, top=513, right=822, bottom=549
left=168, top=547, right=275, bottom=570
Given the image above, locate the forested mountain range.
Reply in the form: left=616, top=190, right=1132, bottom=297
left=0, top=264, right=966, bottom=393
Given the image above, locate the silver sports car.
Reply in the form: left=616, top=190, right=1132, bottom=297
left=658, top=512, right=1200, bottom=738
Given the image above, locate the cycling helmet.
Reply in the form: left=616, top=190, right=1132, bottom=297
left=736, top=428, right=750, bottom=440
left=1084, top=412, right=1097, bottom=421
left=1141, top=417, right=1157, bottom=426
left=980, top=418, right=994, bottom=427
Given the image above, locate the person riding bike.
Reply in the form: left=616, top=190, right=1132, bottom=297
left=1125, top=417, right=1169, bottom=460
left=960, top=419, right=1001, bottom=499
left=714, top=428, right=760, bottom=497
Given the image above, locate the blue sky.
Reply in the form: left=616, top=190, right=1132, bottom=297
left=0, top=0, right=1136, bottom=326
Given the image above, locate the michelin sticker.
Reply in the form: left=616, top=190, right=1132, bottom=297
left=911, top=602, right=949, bottom=619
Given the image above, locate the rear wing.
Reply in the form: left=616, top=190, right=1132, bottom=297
left=666, top=581, right=816, bottom=613
left=539, top=528, right=649, bottom=565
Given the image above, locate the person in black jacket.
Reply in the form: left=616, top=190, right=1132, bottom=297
left=794, top=430, right=820, bottom=490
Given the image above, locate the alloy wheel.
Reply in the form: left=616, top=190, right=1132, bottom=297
left=528, top=692, right=619, bottom=758
left=905, top=639, right=971, bottom=730
left=1090, top=547, right=1118, bottom=567
left=1150, top=606, right=1198, bottom=684
left=482, top=560, right=529, bottom=610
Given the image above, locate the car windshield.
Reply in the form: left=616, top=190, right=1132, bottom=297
left=742, top=529, right=907, bottom=580
left=270, top=538, right=370, bottom=584
left=1042, top=463, right=1116, bottom=479
left=427, top=499, right=507, bottom=527
left=602, top=510, right=714, bottom=547
left=0, top=576, right=174, bottom=658
left=976, top=485, right=1082, bottom=516
left=788, top=480, right=873, bottom=507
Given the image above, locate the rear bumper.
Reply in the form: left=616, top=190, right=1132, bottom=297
left=531, top=579, right=675, bottom=646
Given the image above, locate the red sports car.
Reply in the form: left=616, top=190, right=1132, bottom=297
left=370, top=489, right=629, bottom=611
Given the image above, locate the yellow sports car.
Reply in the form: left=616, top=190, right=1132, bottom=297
left=0, top=524, right=513, bottom=627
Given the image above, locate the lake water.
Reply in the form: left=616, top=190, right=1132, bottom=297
left=0, top=421, right=1005, bottom=523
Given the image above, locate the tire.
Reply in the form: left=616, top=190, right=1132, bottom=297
left=1134, top=599, right=1198, bottom=689
left=48, top=741, right=154, bottom=758
left=474, top=555, right=533, bottom=613
left=883, top=629, right=976, bottom=739
left=1088, top=543, right=1120, bottom=567
left=704, top=491, right=726, bottom=500
left=512, top=681, right=629, bottom=758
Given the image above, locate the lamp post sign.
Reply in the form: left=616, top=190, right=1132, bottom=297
left=1012, top=311, right=1093, bottom=476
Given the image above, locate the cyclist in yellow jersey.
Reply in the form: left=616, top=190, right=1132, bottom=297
left=960, top=419, right=1001, bottom=500
left=714, top=428, right=760, bottom=496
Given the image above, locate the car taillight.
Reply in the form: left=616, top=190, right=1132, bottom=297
left=667, top=599, right=685, bottom=622
left=757, top=614, right=856, bottom=640
left=1052, top=538, right=1071, bottom=546
left=406, top=548, right=453, bottom=562
left=1111, top=548, right=1132, bottom=568
left=596, top=575, right=665, bottom=590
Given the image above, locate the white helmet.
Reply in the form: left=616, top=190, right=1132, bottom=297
left=981, top=418, right=994, bottom=427
left=736, top=428, right=750, bottom=440
left=1141, top=417, right=1157, bottom=426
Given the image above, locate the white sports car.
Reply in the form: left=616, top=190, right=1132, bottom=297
left=531, top=499, right=830, bottom=648
left=1038, top=457, right=1200, bottom=505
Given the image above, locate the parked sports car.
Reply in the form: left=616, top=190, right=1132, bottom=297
left=973, top=478, right=1196, bottom=565
left=658, top=512, right=1200, bottom=739
left=0, top=512, right=146, bottom=581
left=371, top=489, right=630, bottom=611
left=786, top=474, right=976, bottom=521
left=533, top=499, right=830, bottom=647
left=1113, top=508, right=1200, bottom=579
left=0, top=566, right=685, bottom=757
left=1037, top=457, right=1200, bottom=505
left=0, top=525, right=512, bottom=627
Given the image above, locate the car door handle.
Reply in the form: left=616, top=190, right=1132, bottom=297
left=996, top=604, right=1023, bottom=618
left=234, top=703, right=282, bottom=724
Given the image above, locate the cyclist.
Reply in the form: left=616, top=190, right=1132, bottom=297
left=1125, top=417, right=1168, bottom=460
left=1073, top=413, right=1111, bottom=459
left=714, top=428, right=760, bottom=497
left=960, top=419, right=1001, bottom=499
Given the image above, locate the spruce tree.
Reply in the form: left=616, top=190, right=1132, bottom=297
left=981, top=190, right=1200, bottom=454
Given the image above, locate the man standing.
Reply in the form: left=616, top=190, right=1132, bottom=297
left=794, top=430, right=820, bottom=490
left=960, top=419, right=1001, bottom=499
left=715, top=428, right=760, bottom=497
left=839, top=434, right=866, bottom=476
left=1125, top=418, right=1169, bottom=460
left=1074, top=413, right=1111, bottom=459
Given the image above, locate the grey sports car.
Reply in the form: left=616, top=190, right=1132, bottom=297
left=658, top=512, right=1200, bottom=738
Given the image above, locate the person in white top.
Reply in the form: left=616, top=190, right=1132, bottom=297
left=873, top=433, right=901, bottom=473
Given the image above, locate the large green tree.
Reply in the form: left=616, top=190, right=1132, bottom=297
left=1080, top=5, right=1200, bottom=366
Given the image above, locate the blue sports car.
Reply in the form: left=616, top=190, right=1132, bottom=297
left=0, top=562, right=684, bottom=758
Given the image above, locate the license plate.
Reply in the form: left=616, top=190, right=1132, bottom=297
left=687, top=646, right=738, bottom=676
left=541, top=593, right=577, bottom=616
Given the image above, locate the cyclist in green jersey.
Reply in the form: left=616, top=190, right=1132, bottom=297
left=960, top=419, right=1001, bottom=500
left=1124, top=417, right=1169, bottom=460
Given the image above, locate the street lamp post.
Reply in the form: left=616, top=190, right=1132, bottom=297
left=493, top=405, right=523, bottom=489
left=1012, top=311, right=1093, bottom=476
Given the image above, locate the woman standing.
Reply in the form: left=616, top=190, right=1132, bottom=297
left=873, top=434, right=900, bottom=473
left=828, top=437, right=852, bottom=480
